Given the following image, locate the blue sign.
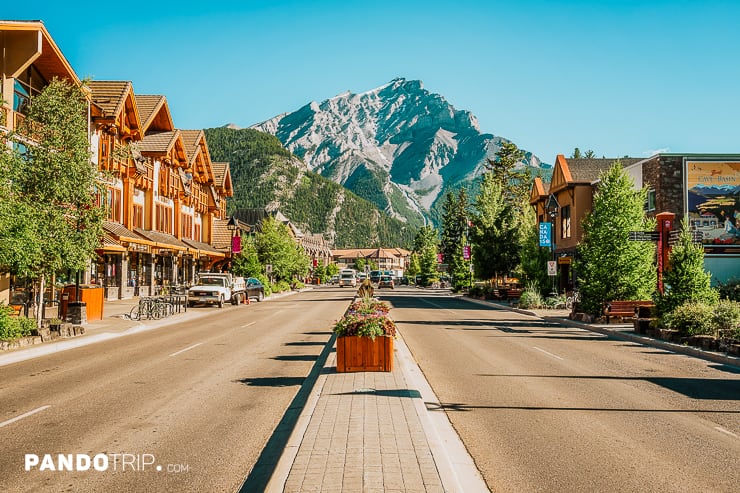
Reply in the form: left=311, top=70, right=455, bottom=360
left=539, top=222, right=552, bottom=247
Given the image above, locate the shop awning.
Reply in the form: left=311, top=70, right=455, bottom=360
left=103, top=221, right=156, bottom=250
left=182, top=239, right=227, bottom=258
left=134, top=228, right=194, bottom=254
left=98, top=232, right=127, bottom=252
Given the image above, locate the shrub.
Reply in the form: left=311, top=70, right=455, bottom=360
left=662, top=302, right=716, bottom=336
left=0, top=304, right=36, bottom=341
left=717, top=278, right=740, bottom=302
left=271, top=280, right=291, bottom=293
left=713, top=299, right=740, bottom=338
left=519, top=282, right=543, bottom=309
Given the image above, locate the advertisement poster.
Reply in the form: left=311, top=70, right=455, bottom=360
left=686, top=161, right=740, bottom=248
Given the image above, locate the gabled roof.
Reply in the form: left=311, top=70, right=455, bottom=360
left=180, top=130, right=204, bottom=164
left=0, top=20, right=80, bottom=85
left=211, top=162, right=233, bottom=196
left=139, top=130, right=181, bottom=155
left=529, top=176, right=550, bottom=205
left=211, top=218, right=232, bottom=251
left=550, top=154, right=643, bottom=194
left=135, top=95, right=173, bottom=133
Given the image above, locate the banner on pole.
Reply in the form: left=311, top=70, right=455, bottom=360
left=539, top=222, right=552, bottom=247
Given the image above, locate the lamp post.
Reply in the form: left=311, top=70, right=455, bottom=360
left=545, top=193, right=560, bottom=296
left=227, top=216, right=239, bottom=272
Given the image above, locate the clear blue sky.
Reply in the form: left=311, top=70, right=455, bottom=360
left=11, top=0, right=740, bottom=164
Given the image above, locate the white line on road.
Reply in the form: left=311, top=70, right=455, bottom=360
left=241, top=322, right=256, bottom=328
left=0, top=405, right=51, bottom=428
left=533, top=346, right=564, bottom=360
left=419, top=298, right=456, bottom=314
left=271, top=310, right=284, bottom=317
left=715, top=426, right=739, bottom=439
left=169, top=343, right=203, bottom=357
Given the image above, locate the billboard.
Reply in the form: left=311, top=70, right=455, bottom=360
left=686, top=161, right=740, bottom=248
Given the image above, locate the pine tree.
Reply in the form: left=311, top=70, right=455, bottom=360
left=577, top=162, right=656, bottom=316
left=440, top=189, right=471, bottom=289
left=657, top=219, right=718, bottom=315
left=413, top=225, right=439, bottom=284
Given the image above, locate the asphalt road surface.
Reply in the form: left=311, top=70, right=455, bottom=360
left=382, top=288, right=740, bottom=493
left=0, top=288, right=351, bottom=493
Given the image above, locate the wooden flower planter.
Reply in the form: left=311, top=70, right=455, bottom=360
left=336, top=335, right=393, bottom=372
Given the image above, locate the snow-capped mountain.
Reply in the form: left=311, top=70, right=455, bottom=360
left=251, top=78, right=547, bottom=225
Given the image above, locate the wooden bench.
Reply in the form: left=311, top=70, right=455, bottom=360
left=604, top=300, right=654, bottom=324
left=504, top=288, right=524, bottom=300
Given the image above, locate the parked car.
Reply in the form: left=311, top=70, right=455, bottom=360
left=330, top=274, right=340, bottom=285
left=369, top=270, right=382, bottom=283
left=188, top=273, right=246, bottom=307
left=245, top=277, right=265, bottom=302
left=378, top=275, right=394, bottom=289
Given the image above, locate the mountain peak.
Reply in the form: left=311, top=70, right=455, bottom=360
left=250, top=80, right=544, bottom=225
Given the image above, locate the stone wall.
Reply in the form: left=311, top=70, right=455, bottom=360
left=642, top=156, right=685, bottom=222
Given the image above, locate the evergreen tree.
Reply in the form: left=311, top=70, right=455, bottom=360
left=571, top=148, right=582, bottom=159
left=440, top=189, right=471, bottom=289
left=656, top=219, right=718, bottom=315
left=406, top=253, right=421, bottom=278
left=577, top=162, right=656, bottom=316
left=516, top=202, right=550, bottom=293
left=470, top=172, right=519, bottom=282
left=413, top=225, right=439, bottom=284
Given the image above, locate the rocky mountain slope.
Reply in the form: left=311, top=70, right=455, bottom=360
left=250, top=78, right=548, bottom=225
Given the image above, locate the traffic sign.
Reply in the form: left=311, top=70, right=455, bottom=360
left=547, top=261, right=557, bottom=276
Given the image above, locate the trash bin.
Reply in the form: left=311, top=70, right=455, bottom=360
left=59, top=285, right=104, bottom=322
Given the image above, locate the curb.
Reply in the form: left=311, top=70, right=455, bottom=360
left=461, top=296, right=740, bottom=368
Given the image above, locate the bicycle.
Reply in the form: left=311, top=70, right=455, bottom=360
left=129, top=297, right=173, bottom=321
left=565, top=291, right=581, bottom=310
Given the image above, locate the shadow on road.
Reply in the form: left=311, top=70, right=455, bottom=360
left=237, top=334, right=337, bottom=492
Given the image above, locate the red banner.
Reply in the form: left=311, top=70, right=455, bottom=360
left=231, top=235, right=241, bottom=254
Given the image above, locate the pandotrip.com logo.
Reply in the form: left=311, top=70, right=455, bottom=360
left=24, top=453, right=190, bottom=473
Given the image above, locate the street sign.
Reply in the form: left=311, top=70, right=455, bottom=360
left=547, top=261, right=557, bottom=276
left=628, top=231, right=660, bottom=242
left=539, top=222, right=552, bottom=247
left=265, top=264, right=272, bottom=273
left=669, top=230, right=704, bottom=245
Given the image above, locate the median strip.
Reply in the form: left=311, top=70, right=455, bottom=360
left=0, top=405, right=51, bottom=428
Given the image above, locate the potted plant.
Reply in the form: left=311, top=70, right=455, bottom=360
left=333, top=297, right=396, bottom=372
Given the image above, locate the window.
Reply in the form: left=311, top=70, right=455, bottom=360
left=106, top=188, right=122, bottom=222
left=561, top=205, right=571, bottom=239
left=181, top=214, right=193, bottom=239
left=133, top=205, right=144, bottom=229
left=194, top=224, right=201, bottom=242
left=155, top=204, right=173, bottom=234
left=646, top=189, right=656, bottom=212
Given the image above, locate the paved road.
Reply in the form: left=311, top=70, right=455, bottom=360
left=0, top=288, right=351, bottom=493
left=383, top=289, right=740, bottom=493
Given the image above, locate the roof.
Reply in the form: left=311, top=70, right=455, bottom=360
left=212, top=162, right=229, bottom=187
left=87, top=81, right=133, bottom=119
left=566, top=158, right=643, bottom=183
left=211, top=218, right=232, bottom=251
left=134, top=228, right=191, bottom=251
left=182, top=238, right=225, bottom=256
left=331, top=248, right=410, bottom=259
left=139, top=130, right=180, bottom=154
left=0, top=21, right=80, bottom=85
left=180, top=130, right=204, bottom=165
left=135, top=95, right=172, bottom=132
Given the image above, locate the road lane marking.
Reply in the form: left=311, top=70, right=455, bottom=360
left=271, top=310, right=284, bottom=317
left=533, top=346, right=564, bottom=360
left=419, top=298, right=456, bottom=314
left=0, top=405, right=51, bottom=428
left=169, top=343, right=203, bottom=357
left=241, top=322, right=256, bottom=328
left=715, top=426, right=739, bottom=439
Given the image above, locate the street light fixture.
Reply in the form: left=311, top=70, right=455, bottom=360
left=545, top=194, right=560, bottom=296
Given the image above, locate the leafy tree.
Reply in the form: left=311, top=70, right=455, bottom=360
left=232, top=238, right=262, bottom=278
left=406, top=253, right=421, bottom=278
left=413, top=225, right=439, bottom=284
left=440, top=189, right=472, bottom=289
left=326, top=263, right=339, bottom=277
left=253, top=217, right=309, bottom=281
left=0, top=78, right=104, bottom=324
left=577, top=162, right=656, bottom=316
left=656, top=219, right=718, bottom=315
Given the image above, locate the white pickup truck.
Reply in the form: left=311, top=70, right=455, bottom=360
left=188, top=273, right=247, bottom=308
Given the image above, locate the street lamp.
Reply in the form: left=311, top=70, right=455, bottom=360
left=227, top=216, right=239, bottom=272
left=545, top=193, right=560, bottom=296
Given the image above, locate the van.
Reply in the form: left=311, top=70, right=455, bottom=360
left=339, top=269, right=357, bottom=288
